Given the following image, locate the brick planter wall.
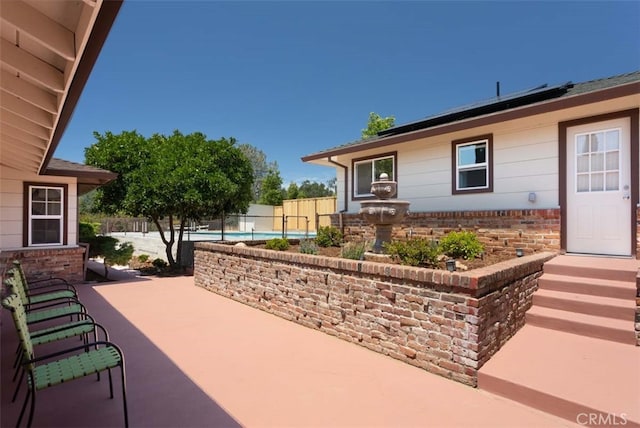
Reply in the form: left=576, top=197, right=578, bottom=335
left=0, top=247, right=86, bottom=284
left=194, top=242, right=555, bottom=387
left=332, top=209, right=561, bottom=257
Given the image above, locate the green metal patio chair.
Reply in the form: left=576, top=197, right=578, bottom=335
left=11, top=260, right=78, bottom=295
left=5, top=265, right=77, bottom=309
left=2, top=294, right=128, bottom=428
left=4, top=275, right=86, bottom=324
left=11, top=310, right=110, bottom=403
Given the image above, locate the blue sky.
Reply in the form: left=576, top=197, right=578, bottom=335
left=57, top=1, right=640, bottom=185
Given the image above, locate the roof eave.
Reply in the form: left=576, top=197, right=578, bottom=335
left=302, top=80, right=640, bottom=162
left=39, top=0, right=124, bottom=175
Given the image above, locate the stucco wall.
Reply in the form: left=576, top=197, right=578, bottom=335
left=194, top=242, right=554, bottom=386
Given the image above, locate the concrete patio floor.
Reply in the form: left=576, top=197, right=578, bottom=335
left=1, top=272, right=579, bottom=427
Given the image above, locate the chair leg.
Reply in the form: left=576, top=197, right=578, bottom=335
left=121, top=364, right=129, bottom=428
left=12, top=369, right=25, bottom=402
left=16, top=387, right=30, bottom=428
left=12, top=347, right=23, bottom=369
left=108, top=368, right=113, bottom=399
left=12, top=352, right=23, bottom=380
left=27, top=387, right=36, bottom=428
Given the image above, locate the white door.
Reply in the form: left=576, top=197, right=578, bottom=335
left=566, top=117, right=631, bottom=256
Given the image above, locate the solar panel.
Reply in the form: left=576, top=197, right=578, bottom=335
left=378, top=82, right=573, bottom=137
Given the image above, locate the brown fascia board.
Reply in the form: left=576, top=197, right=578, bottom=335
left=40, top=0, right=124, bottom=175
left=45, top=167, right=118, bottom=183
left=301, top=81, right=640, bottom=162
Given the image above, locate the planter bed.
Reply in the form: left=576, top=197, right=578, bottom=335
left=194, top=241, right=555, bottom=387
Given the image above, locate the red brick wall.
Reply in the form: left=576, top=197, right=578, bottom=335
left=194, top=242, right=554, bottom=387
left=332, top=209, right=561, bottom=257
left=0, top=247, right=86, bottom=284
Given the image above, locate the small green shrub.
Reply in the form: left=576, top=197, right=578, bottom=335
left=439, top=231, right=484, bottom=259
left=299, top=239, right=319, bottom=255
left=79, top=221, right=100, bottom=241
left=384, top=238, right=440, bottom=267
left=316, top=226, right=343, bottom=247
left=152, top=258, right=168, bottom=269
left=265, top=238, right=290, bottom=251
left=137, top=254, right=150, bottom=263
left=341, top=241, right=367, bottom=260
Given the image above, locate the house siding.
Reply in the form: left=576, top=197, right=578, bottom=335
left=332, top=95, right=638, bottom=214
left=0, top=166, right=78, bottom=249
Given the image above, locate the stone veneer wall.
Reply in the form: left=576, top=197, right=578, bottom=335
left=194, top=242, right=555, bottom=387
left=0, top=247, right=86, bottom=284
left=332, top=209, right=561, bottom=256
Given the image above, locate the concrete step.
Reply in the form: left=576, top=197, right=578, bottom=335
left=543, top=255, right=639, bottom=282
left=533, top=288, right=635, bottom=321
left=526, top=305, right=636, bottom=345
left=478, top=325, right=640, bottom=426
left=538, top=273, right=636, bottom=300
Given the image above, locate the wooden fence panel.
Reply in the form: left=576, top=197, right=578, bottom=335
left=272, top=197, right=336, bottom=232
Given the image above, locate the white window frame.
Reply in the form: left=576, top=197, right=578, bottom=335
left=453, top=135, right=492, bottom=194
left=28, top=185, right=65, bottom=246
left=353, top=153, right=396, bottom=198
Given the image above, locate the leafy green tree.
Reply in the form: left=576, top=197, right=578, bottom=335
left=258, top=169, right=285, bottom=205
left=85, top=130, right=253, bottom=267
left=286, top=182, right=299, bottom=200
left=238, top=144, right=278, bottom=202
left=297, top=180, right=335, bottom=198
left=361, top=112, right=395, bottom=139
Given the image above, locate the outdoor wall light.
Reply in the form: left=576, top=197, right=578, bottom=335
left=516, top=248, right=524, bottom=257
left=446, top=259, right=456, bottom=272
left=528, top=192, right=536, bottom=203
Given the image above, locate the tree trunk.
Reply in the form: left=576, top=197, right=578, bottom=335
left=176, top=218, right=187, bottom=268
left=152, top=216, right=176, bottom=267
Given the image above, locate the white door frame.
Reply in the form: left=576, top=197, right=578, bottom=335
left=559, top=109, right=639, bottom=257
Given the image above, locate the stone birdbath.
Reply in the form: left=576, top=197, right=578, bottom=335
left=359, top=173, right=410, bottom=253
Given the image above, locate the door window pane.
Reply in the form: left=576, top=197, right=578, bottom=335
left=576, top=135, right=589, bottom=154
left=577, top=155, right=589, bottom=173
left=591, top=173, right=604, bottom=191
left=606, top=152, right=619, bottom=170
left=590, top=153, right=604, bottom=172
left=590, top=132, right=604, bottom=152
left=605, top=130, right=619, bottom=151
left=605, top=172, right=619, bottom=191
left=577, top=174, right=589, bottom=192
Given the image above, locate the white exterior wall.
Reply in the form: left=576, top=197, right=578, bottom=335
left=0, top=165, right=78, bottom=250
left=326, top=95, right=639, bottom=214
